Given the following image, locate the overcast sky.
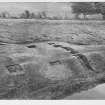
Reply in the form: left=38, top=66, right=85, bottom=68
left=0, top=2, right=72, bottom=16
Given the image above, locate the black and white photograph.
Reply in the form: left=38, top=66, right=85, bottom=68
left=0, top=2, right=105, bottom=100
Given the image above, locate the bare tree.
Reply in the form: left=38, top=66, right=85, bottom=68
left=20, top=10, right=31, bottom=19
left=1, top=11, right=10, bottom=18
left=41, top=11, right=47, bottom=19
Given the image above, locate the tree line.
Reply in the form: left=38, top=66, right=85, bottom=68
left=71, top=2, right=105, bottom=20
left=0, top=10, right=48, bottom=19
left=1, top=2, right=105, bottom=20
left=0, top=10, right=64, bottom=20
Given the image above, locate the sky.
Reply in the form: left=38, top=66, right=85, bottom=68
left=0, top=2, right=72, bottom=17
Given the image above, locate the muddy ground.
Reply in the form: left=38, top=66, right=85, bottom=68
left=0, top=19, right=105, bottom=99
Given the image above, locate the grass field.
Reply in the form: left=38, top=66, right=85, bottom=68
left=0, top=19, right=105, bottom=45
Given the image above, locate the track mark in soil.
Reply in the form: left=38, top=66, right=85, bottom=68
left=27, top=45, right=37, bottom=48
left=49, top=60, right=61, bottom=65
left=48, top=42, right=55, bottom=45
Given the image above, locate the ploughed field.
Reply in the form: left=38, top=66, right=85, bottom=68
left=0, top=19, right=105, bottom=99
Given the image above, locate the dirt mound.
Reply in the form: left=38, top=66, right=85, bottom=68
left=0, top=41, right=105, bottom=99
